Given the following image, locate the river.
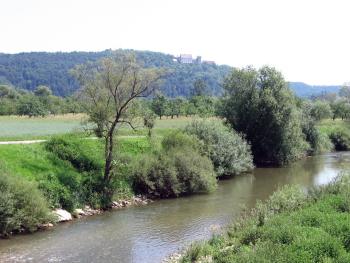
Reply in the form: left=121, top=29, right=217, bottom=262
left=1, top=152, right=350, bottom=263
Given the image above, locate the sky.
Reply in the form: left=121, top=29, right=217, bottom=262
left=1, top=0, right=349, bottom=85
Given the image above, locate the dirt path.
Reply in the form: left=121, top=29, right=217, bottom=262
left=0, top=136, right=146, bottom=145
left=0, top=140, right=47, bottom=145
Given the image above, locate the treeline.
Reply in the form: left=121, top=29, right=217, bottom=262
left=0, top=84, right=81, bottom=116
left=148, top=79, right=219, bottom=119
left=306, top=86, right=350, bottom=120
left=0, top=50, right=230, bottom=97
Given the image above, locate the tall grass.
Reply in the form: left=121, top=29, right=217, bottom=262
left=180, top=174, right=350, bottom=263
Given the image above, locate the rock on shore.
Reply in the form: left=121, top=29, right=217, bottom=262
left=111, top=195, right=152, bottom=209
left=53, top=209, right=73, bottom=222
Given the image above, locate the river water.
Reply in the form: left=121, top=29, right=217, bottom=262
left=1, top=152, right=350, bottom=263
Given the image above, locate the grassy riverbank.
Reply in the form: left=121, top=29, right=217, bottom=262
left=0, top=135, right=154, bottom=236
left=180, top=175, right=350, bottom=263
left=0, top=118, right=255, bottom=237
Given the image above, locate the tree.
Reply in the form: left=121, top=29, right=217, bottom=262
left=151, top=92, right=167, bottom=119
left=73, top=52, right=164, bottom=205
left=17, top=95, right=47, bottom=117
left=192, top=79, right=208, bottom=97
left=310, top=100, right=332, bottom=121
left=166, top=98, right=185, bottom=119
left=34, top=85, right=53, bottom=113
left=339, top=84, right=350, bottom=101
left=221, top=66, right=307, bottom=165
left=331, top=99, right=350, bottom=120
left=34, top=85, right=52, bottom=97
left=143, top=109, right=156, bottom=137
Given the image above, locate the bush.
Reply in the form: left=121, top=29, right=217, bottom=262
left=162, top=130, right=202, bottom=152
left=132, top=132, right=217, bottom=197
left=185, top=120, right=253, bottom=177
left=0, top=169, right=52, bottom=237
left=301, top=117, right=333, bottom=154
left=329, top=129, right=350, bottom=151
left=44, top=135, right=108, bottom=209
left=45, top=136, right=102, bottom=172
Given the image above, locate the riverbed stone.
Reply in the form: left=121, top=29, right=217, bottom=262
left=53, top=209, right=72, bottom=222
left=38, top=223, right=54, bottom=229
left=73, top=208, right=86, bottom=218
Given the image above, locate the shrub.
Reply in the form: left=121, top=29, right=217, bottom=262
left=0, top=169, right=52, bottom=237
left=43, top=135, right=108, bottom=209
left=162, top=130, right=202, bottom=152
left=185, top=119, right=253, bottom=177
left=301, top=117, right=333, bottom=154
left=45, top=135, right=102, bottom=172
left=329, top=129, right=350, bottom=151
left=132, top=132, right=217, bottom=197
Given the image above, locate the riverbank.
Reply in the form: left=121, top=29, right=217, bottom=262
left=178, top=174, right=350, bottom=263
left=37, top=194, right=154, bottom=229
left=0, top=135, right=153, bottom=237
left=1, top=152, right=348, bottom=263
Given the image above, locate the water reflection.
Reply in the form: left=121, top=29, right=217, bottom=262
left=1, top=152, right=349, bottom=263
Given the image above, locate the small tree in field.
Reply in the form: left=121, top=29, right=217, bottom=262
left=73, top=52, right=164, bottom=205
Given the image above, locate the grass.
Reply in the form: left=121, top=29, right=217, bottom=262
left=180, top=176, right=350, bottom=263
left=0, top=115, right=197, bottom=141
left=317, top=119, right=350, bottom=135
left=0, top=114, right=86, bottom=141
left=0, top=135, right=153, bottom=209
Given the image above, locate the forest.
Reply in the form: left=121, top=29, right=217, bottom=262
left=0, top=50, right=341, bottom=98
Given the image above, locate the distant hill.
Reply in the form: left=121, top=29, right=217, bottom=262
left=0, top=50, right=230, bottom=97
left=288, top=82, right=341, bottom=98
left=0, top=50, right=341, bottom=98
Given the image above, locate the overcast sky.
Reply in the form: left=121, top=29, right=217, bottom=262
left=1, top=0, right=349, bottom=85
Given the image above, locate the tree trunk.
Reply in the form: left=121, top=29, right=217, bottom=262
left=104, top=136, right=113, bottom=182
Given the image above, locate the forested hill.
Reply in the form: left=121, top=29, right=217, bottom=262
left=0, top=50, right=231, bottom=97
left=0, top=50, right=341, bottom=97
left=288, top=82, right=341, bottom=97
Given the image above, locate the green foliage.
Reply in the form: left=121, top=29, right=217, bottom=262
left=221, top=66, right=308, bottom=165
left=301, top=101, right=333, bottom=153
left=45, top=136, right=102, bottom=172
left=0, top=50, right=230, bottom=97
left=329, top=130, right=350, bottom=151
left=17, top=95, right=48, bottom=117
left=331, top=100, right=350, bottom=120
left=192, top=79, right=208, bottom=97
left=181, top=174, right=350, bottom=263
left=310, top=100, right=333, bottom=121
left=0, top=85, right=77, bottom=117
left=132, top=132, right=217, bottom=197
left=185, top=119, right=253, bottom=177
left=44, top=135, right=111, bottom=209
left=151, top=92, right=167, bottom=119
left=161, top=130, right=202, bottom=152
left=0, top=167, right=52, bottom=237
left=339, top=85, right=350, bottom=100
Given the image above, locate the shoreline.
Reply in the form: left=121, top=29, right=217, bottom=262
left=1, top=195, right=153, bottom=239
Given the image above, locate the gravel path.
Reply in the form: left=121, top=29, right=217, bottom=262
left=0, top=136, right=146, bottom=145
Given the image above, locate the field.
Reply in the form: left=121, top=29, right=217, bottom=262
left=0, top=115, right=196, bottom=141
left=0, top=114, right=86, bottom=141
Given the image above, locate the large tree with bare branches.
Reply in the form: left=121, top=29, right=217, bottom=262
left=73, top=52, right=165, bottom=204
